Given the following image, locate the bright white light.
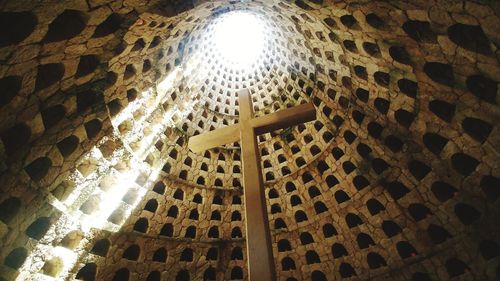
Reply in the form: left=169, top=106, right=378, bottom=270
left=213, top=11, right=265, bottom=69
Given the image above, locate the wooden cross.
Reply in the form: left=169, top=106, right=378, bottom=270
left=188, top=89, right=316, bottom=281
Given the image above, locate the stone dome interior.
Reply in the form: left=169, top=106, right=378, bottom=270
left=0, top=0, right=499, bottom=280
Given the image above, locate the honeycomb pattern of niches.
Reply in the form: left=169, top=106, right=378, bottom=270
left=0, top=197, right=62, bottom=275
left=73, top=231, right=246, bottom=281
left=0, top=2, right=146, bottom=209
left=0, top=3, right=151, bottom=130
left=119, top=177, right=246, bottom=240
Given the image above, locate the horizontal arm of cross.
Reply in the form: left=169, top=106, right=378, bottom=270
left=252, top=102, right=316, bottom=135
left=188, top=89, right=316, bottom=154
left=187, top=123, right=240, bottom=153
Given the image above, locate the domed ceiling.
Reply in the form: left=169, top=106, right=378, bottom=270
left=0, top=0, right=498, bottom=280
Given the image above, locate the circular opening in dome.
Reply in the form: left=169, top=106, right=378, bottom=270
left=213, top=11, right=265, bottom=70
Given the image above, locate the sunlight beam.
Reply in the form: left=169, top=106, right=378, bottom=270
left=213, top=11, right=265, bottom=70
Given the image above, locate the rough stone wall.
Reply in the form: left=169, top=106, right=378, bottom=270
left=0, top=0, right=499, bottom=281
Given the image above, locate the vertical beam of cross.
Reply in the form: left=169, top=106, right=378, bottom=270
left=188, top=89, right=316, bottom=281
left=238, top=91, right=276, bottom=281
